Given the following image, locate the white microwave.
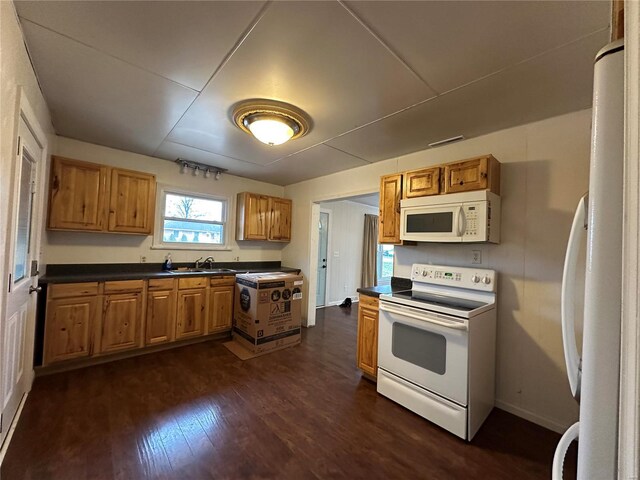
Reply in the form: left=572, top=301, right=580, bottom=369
left=400, top=190, right=501, bottom=243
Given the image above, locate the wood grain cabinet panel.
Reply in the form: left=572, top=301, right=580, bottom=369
left=443, top=154, right=500, bottom=195
left=236, top=192, right=269, bottom=240
left=378, top=174, right=403, bottom=244
left=146, top=289, right=176, bottom=345
left=48, top=156, right=108, bottom=231
left=208, top=286, right=234, bottom=333
left=99, top=292, right=143, bottom=354
left=108, top=168, right=156, bottom=234
left=176, top=288, right=207, bottom=340
left=267, top=197, right=292, bottom=242
left=403, top=166, right=441, bottom=198
left=357, top=294, right=379, bottom=378
left=44, top=296, right=98, bottom=365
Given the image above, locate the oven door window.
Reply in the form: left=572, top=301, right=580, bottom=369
left=406, top=212, right=453, bottom=233
left=391, top=322, right=446, bottom=375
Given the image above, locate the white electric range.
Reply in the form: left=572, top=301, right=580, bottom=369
left=377, top=263, right=497, bottom=441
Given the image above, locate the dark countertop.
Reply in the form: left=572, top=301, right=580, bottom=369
left=39, top=262, right=301, bottom=284
left=357, top=276, right=412, bottom=298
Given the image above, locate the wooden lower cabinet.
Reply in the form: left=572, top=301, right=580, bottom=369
left=44, top=295, right=98, bottom=365
left=146, top=289, right=176, bottom=345
left=356, top=294, right=379, bottom=378
left=176, top=288, right=207, bottom=339
left=99, top=292, right=143, bottom=354
left=208, top=286, right=234, bottom=333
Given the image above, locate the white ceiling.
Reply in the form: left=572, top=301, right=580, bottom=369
left=15, top=1, right=610, bottom=186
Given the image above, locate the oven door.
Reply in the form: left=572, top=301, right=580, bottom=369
left=378, top=301, right=469, bottom=406
left=401, top=204, right=464, bottom=242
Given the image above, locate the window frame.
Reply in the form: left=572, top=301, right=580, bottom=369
left=376, top=244, right=394, bottom=286
left=152, top=185, right=232, bottom=251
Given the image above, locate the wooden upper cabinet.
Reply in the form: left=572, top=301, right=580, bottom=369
left=268, top=197, right=292, bottom=242
left=48, top=156, right=108, bottom=231
left=443, top=154, right=500, bottom=195
left=108, top=168, right=156, bottom=234
left=403, top=166, right=440, bottom=198
left=379, top=173, right=403, bottom=244
left=48, top=156, right=156, bottom=235
left=236, top=192, right=269, bottom=241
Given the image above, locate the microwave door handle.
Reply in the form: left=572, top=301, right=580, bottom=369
left=456, top=207, right=465, bottom=237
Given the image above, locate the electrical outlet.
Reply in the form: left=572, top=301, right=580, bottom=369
left=471, top=250, right=481, bottom=264
left=140, top=255, right=147, bottom=263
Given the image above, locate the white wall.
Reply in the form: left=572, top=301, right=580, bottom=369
left=318, top=200, right=378, bottom=306
left=283, top=108, right=592, bottom=432
left=44, top=136, right=285, bottom=266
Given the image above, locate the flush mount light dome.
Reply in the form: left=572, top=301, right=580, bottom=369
left=232, top=99, right=311, bottom=146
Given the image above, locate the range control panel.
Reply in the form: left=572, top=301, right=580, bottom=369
left=411, top=264, right=496, bottom=292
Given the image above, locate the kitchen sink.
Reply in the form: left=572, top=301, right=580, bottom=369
left=167, top=268, right=236, bottom=274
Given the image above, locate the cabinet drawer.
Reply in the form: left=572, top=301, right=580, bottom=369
left=359, top=294, right=379, bottom=309
left=49, top=282, right=99, bottom=299
left=210, top=275, right=236, bottom=287
left=104, top=279, right=144, bottom=293
left=178, top=277, right=208, bottom=289
left=148, top=278, right=175, bottom=290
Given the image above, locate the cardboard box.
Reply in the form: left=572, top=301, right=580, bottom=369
left=233, top=272, right=303, bottom=354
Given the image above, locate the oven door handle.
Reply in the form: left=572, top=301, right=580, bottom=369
left=380, top=303, right=468, bottom=331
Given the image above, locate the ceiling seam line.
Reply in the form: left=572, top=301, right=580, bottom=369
left=17, top=17, right=200, bottom=94
left=318, top=26, right=612, bottom=144
left=436, top=27, right=611, bottom=99
left=337, top=0, right=440, bottom=95
left=150, top=0, right=273, bottom=157
left=322, top=144, right=371, bottom=163
left=163, top=140, right=267, bottom=168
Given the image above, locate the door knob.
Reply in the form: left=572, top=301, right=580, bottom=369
left=29, top=286, right=42, bottom=294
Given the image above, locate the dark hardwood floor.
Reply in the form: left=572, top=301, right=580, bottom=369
left=1, top=305, right=576, bottom=479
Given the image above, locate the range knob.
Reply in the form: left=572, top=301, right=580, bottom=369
left=482, top=276, right=491, bottom=285
left=422, top=270, right=428, bottom=277
left=471, top=275, right=480, bottom=283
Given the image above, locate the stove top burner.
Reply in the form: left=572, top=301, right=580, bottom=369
left=387, top=290, right=487, bottom=312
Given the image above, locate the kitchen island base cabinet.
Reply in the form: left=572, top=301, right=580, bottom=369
left=176, top=289, right=207, bottom=340
left=99, top=293, right=143, bottom=354
left=44, top=296, right=97, bottom=364
left=357, top=294, right=379, bottom=380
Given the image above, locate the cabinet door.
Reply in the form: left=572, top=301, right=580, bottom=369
left=146, top=289, right=176, bottom=345
left=48, top=156, right=108, bottom=231
left=403, top=167, right=440, bottom=198
left=176, top=288, right=206, bottom=339
left=443, top=155, right=500, bottom=194
left=357, top=303, right=379, bottom=378
left=208, top=286, right=234, bottom=333
left=268, top=197, right=292, bottom=242
left=378, top=174, right=403, bottom=244
left=99, top=293, right=143, bottom=354
left=108, top=168, right=156, bottom=234
left=44, top=296, right=97, bottom=365
left=237, top=192, right=269, bottom=240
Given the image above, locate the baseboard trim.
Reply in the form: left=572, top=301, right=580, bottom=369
left=0, top=392, right=28, bottom=466
left=495, top=399, right=570, bottom=434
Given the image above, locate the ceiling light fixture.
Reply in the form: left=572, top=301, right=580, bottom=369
left=215, top=171, right=221, bottom=181
left=204, top=168, right=211, bottom=179
left=180, top=162, right=188, bottom=174
left=231, top=99, right=311, bottom=146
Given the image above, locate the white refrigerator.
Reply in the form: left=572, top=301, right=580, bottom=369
left=553, top=40, right=624, bottom=479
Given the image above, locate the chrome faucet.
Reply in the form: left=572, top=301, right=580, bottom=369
left=194, top=257, right=203, bottom=269
left=203, top=256, right=215, bottom=269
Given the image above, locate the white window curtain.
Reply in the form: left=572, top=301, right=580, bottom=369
left=361, top=214, right=378, bottom=288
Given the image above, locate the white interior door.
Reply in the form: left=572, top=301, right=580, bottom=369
left=315, top=212, right=329, bottom=307
left=1, top=117, right=43, bottom=446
